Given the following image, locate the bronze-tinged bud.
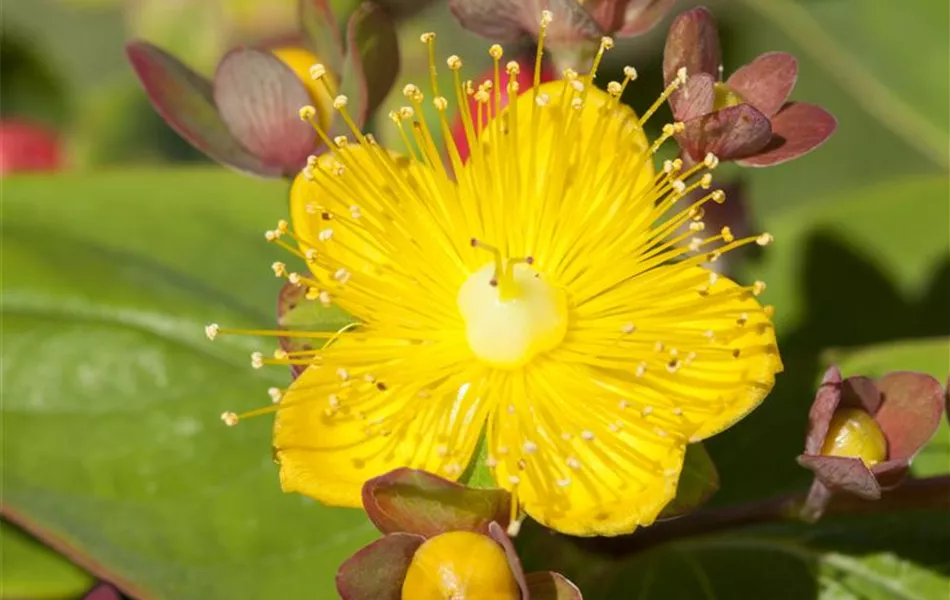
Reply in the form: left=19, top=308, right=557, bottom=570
left=798, top=366, right=945, bottom=521
left=401, top=531, right=520, bottom=600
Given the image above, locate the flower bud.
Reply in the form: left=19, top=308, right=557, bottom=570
left=401, top=531, right=520, bottom=600
left=819, top=408, right=887, bottom=467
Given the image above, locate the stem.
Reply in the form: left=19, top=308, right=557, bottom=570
left=583, top=475, right=950, bottom=555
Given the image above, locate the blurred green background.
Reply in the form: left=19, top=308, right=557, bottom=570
left=2, top=0, right=948, bottom=598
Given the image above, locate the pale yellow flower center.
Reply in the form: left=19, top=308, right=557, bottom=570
left=458, top=257, right=567, bottom=369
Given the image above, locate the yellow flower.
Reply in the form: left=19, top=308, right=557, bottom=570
left=212, top=15, right=782, bottom=537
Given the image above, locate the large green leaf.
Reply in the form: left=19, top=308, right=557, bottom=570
left=518, top=511, right=949, bottom=599
left=1, top=170, right=377, bottom=599
left=0, top=520, right=93, bottom=599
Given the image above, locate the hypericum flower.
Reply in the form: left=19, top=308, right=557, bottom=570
left=211, top=13, right=782, bottom=537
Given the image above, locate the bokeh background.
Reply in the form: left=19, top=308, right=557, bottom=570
left=2, top=0, right=948, bottom=598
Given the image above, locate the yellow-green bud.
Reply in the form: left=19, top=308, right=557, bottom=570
left=820, top=408, right=888, bottom=467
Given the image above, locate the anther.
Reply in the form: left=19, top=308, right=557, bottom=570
left=221, top=412, right=239, bottom=427
left=333, top=135, right=348, bottom=148
left=204, top=323, right=219, bottom=340
left=336, top=367, right=350, bottom=381
left=672, top=179, right=687, bottom=194
left=298, top=105, right=316, bottom=120
left=704, top=153, right=720, bottom=168
left=420, top=32, right=435, bottom=43
left=642, top=405, right=654, bottom=416
left=581, top=430, right=595, bottom=441
left=676, top=66, right=688, bottom=85
left=271, top=262, right=287, bottom=277
left=601, top=36, right=615, bottom=50
left=712, top=190, right=726, bottom=203
left=273, top=348, right=288, bottom=360
left=433, top=96, right=448, bottom=111
left=447, top=55, right=462, bottom=70
left=756, top=233, right=775, bottom=246
left=540, top=10, right=553, bottom=25
left=535, top=93, right=550, bottom=106
left=721, top=226, right=735, bottom=243
left=402, top=84, right=420, bottom=99
left=619, top=400, right=629, bottom=409
left=250, top=352, right=264, bottom=369
left=623, top=66, right=638, bottom=80
left=753, top=281, right=767, bottom=295
left=635, top=362, right=647, bottom=377
left=566, top=457, right=582, bottom=470
left=621, top=322, right=636, bottom=334
left=288, top=272, right=302, bottom=285
left=571, top=97, right=584, bottom=110
left=399, top=106, right=415, bottom=119
left=268, top=387, right=283, bottom=403
left=506, top=60, right=520, bottom=75
left=700, top=173, right=713, bottom=189
left=563, top=68, right=578, bottom=81
left=332, top=95, right=348, bottom=109
left=489, top=44, right=504, bottom=59
left=607, top=81, right=623, bottom=96
left=508, top=474, right=521, bottom=485
left=309, top=63, right=327, bottom=80
left=523, top=441, right=538, bottom=454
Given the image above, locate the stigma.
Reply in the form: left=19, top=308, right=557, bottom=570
left=458, top=257, right=568, bottom=369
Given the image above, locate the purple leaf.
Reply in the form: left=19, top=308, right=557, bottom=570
left=125, top=41, right=278, bottom=177
left=797, top=454, right=881, bottom=500
left=618, top=0, right=678, bottom=37
left=804, top=365, right=843, bottom=455
left=333, top=2, right=400, bottom=134
left=488, top=522, right=529, bottom=599
left=727, top=52, right=798, bottom=117
left=679, top=103, right=772, bottom=162
left=737, top=102, right=837, bottom=167
left=525, top=572, right=584, bottom=600
left=663, top=6, right=721, bottom=86
left=362, top=468, right=512, bottom=538
left=671, top=72, right=714, bottom=122
left=335, top=533, right=424, bottom=600
left=213, top=48, right=317, bottom=177
left=874, top=371, right=945, bottom=462
left=298, top=0, right=345, bottom=75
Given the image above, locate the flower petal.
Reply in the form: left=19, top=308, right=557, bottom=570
left=679, top=104, right=773, bottom=163
left=568, top=265, right=782, bottom=443
left=275, top=343, right=485, bottom=507
left=736, top=102, right=837, bottom=167
left=335, top=532, right=424, bottom=600
left=874, top=371, right=945, bottom=462
left=727, top=52, right=798, bottom=117
left=671, top=71, right=715, bottom=122
left=663, top=6, right=720, bottom=85
left=487, top=364, right=686, bottom=536
left=213, top=48, right=317, bottom=176
left=125, top=41, right=278, bottom=177
left=796, top=454, right=881, bottom=500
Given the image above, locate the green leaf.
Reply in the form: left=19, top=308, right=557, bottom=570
left=832, top=337, right=950, bottom=478
left=518, top=511, right=950, bottom=599
left=0, top=520, right=94, bottom=599
left=1, top=170, right=377, bottom=599
left=738, top=0, right=949, bottom=170
left=658, top=443, right=719, bottom=520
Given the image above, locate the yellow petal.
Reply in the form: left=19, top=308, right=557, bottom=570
left=486, top=364, right=684, bottom=536
left=274, top=337, right=485, bottom=506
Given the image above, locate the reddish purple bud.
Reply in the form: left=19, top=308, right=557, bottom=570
left=335, top=532, right=425, bottom=600
left=874, top=372, right=945, bottom=463
left=663, top=6, right=721, bottom=86
left=448, top=0, right=602, bottom=44
left=799, top=367, right=946, bottom=511
left=126, top=41, right=279, bottom=177
left=727, top=52, right=798, bottom=118
left=361, top=468, right=512, bottom=537
left=488, top=521, right=530, bottom=599
left=213, top=48, right=316, bottom=176
left=736, top=102, right=837, bottom=167
left=678, top=103, right=772, bottom=162
left=585, top=0, right=677, bottom=37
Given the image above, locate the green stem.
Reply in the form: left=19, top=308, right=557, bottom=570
left=584, top=475, right=950, bottom=555
left=739, top=0, right=950, bottom=171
